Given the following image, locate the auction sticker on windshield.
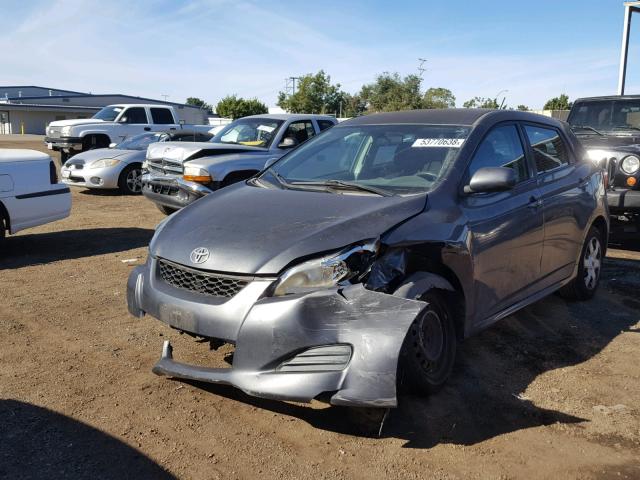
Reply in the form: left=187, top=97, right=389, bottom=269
left=412, top=138, right=465, bottom=148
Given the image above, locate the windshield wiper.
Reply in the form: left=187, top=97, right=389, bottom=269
left=289, top=179, right=392, bottom=197
left=570, top=125, right=604, bottom=136
left=612, top=125, right=640, bottom=132
left=266, top=168, right=290, bottom=189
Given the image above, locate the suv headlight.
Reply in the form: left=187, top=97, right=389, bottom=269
left=61, top=126, right=72, bottom=136
left=621, top=155, right=640, bottom=175
left=272, top=240, right=379, bottom=296
left=183, top=166, right=212, bottom=183
left=89, top=159, right=121, bottom=169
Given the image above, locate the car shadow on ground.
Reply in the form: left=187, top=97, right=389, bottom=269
left=177, top=259, right=639, bottom=448
left=0, top=227, right=153, bottom=269
left=0, top=400, right=175, bottom=479
left=78, top=189, right=131, bottom=197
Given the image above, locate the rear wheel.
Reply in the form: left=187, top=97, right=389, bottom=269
left=398, top=291, right=457, bottom=395
left=118, top=164, right=143, bottom=195
left=558, top=226, right=603, bottom=300
left=0, top=214, right=6, bottom=241
left=156, top=204, right=178, bottom=215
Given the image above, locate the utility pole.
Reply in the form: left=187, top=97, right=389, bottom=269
left=417, top=58, right=428, bottom=78
left=161, top=94, right=169, bottom=101
left=284, top=77, right=300, bottom=97
left=618, top=2, right=640, bottom=95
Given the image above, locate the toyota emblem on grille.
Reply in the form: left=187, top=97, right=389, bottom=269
left=190, top=247, right=210, bottom=264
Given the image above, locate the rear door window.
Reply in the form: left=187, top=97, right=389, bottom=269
left=468, top=125, right=529, bottom=183
left=523, top=125, right=570, bottom=173
left=151, top=108, right=175, bottom=124
left=283, top=121, right=316, bottom=145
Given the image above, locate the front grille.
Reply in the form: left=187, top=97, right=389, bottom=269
left=147, top=183, right=179, bottom=196
left=157, top=258, right=248, bottom=298
left=147, top=158, right=183, bottom=175
left=68, top=175, right=85, bottom=183
left=67, top=162, right=84, bottom=170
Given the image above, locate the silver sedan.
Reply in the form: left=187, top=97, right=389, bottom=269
left=61, top=131, right=212, bottom=194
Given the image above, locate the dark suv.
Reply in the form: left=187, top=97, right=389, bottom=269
left=568, top=95, right=640, bottom=227
left=128, top=109, right=608, bottom=408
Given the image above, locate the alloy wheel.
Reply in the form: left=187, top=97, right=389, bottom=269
left=126, top=168, right=142, bottom=193
left=583, top=236, right=602, bottom=290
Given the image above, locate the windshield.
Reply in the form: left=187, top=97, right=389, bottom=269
left=568, top=99, right=640, bottom=132
left=262, top=124, right=470, bottom=195
left=116, top=132, right=169, bottom=150
left=92, top=106, right=124, bottom=121
left=211, top=118, right=283, bottom=148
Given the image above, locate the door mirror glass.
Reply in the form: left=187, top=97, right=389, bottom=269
left=278, top=137, right=298, bottom=149
left=464, top=167, right=517, bottom=193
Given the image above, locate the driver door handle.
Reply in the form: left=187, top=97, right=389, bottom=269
left=528, top=196, right=543, bottom=209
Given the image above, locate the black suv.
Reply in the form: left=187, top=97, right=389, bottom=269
left=568, top=95, right=640, bottom=227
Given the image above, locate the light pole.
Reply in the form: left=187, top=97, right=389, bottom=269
left=618, top=1, right=640, bottom=95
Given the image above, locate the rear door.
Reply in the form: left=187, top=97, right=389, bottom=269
left=522, top=123, right=593, bottom=284
left=150, top=107, right=179, bottom=132
left=460, top=123, right=544, bottom=323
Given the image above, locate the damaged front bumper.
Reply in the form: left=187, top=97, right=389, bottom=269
left=127, top=258, right=426, bottom=407
left=141, top=173, right=215, bottom=210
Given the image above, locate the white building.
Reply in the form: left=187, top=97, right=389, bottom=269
left=0, top=86, right=209, bottom=134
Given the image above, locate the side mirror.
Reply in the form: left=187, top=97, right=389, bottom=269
left=464, top=167, right=517, bottom=194
left=109, top=143, right=117, bottom=148
left=179, top=119, right=185, bottom=126
left=278, top=137, right=298, bottom=149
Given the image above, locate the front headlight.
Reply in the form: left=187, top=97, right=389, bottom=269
left=61, top=126, right=72, bottom=136
left=183, top=165, right=212, bottom=183
left=89, top=158, right=122, bottom=169
left=272, top=240, right=379, bottom=296
left=621, top=155, right=640, bottom=175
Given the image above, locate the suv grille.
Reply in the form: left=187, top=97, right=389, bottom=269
left=157, top=258, right=248, bottom=298
left=147, top=158, right=184, bottom=175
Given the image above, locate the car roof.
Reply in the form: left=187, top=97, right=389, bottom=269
left=573, top=95, right=640, bottom=102
left=340, top=108, right=564, bottom=128
left=0, top=149, right=51, bottom=163
left=241, top=113, right=337, bottom=121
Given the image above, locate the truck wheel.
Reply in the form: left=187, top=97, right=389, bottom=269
left=156, top=204, right=178, bottom=215
left=558, top=226, right=603, bottom=300
left=118, top=164, right=143, bottom=195
left=60, top=150, right=70, bottom=165
left=0, top=215, right=6, bottom=241
left=398, top=290, right=457, bottom=395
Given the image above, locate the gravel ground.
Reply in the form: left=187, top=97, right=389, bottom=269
left=1, top=138, right=639, bottom=479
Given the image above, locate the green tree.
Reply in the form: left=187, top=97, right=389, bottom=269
left=277, top=70, right=344, bottom=114
left=463, top=97, right=503, bottom=109
left=359, top=72, right=423, bottom=112
left=423, top=87, right=456, bottom=109
left=543, top=94, right=571, bottom=110
left=341, top=93, right=367, bottom=117
left=215, top=95, right=268, bottom=119
left=186, top=97, right=212, bottom=112
left=516, top=104, right=530, bottom=111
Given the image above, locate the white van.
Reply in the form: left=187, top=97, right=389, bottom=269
left=0, top=149, right=71, bottom=239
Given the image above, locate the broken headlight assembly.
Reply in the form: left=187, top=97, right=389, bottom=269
left=272, top=239, right=379, bottom=296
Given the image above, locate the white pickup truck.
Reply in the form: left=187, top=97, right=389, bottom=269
left=0, top=149, right=71, bottom=240
left=45, top=104, right=212, bottom=162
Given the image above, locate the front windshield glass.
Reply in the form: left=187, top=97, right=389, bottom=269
left=211, top=118, right=283, bottom=148
left=92, top=106, right=124, bottom=121
left=116, top=132, right=169, bottom=150
left=262, top=124, right=470, bottom=195
left=568, top=99, right=640, bottom=132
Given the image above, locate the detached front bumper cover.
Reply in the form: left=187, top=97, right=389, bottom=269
left=129, top=263, right=426, bottom=407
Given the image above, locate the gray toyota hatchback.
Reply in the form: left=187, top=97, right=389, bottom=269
left=127, top=109, right=608, bottom=408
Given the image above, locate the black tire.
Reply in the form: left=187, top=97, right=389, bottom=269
left=59, top=150, right=70, bottom=165
left=118, top=164, right=143, bottom=195
left=0, top=214, right=6, bottom=241
left=156, top=204, right=178, bottom=215
left=558, top=226, right=603, bottom=301
left=398, top=290, right=457, bottom=395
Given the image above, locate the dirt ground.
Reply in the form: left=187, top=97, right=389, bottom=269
left=1, top=137, right=639, bottom=480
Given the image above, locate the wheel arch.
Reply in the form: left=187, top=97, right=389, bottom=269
left=221, top=169, right=260, bottom=186
left=0, top=199, right=10, bottom=232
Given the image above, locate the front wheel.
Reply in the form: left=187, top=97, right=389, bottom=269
left=558, top=226, right=603, bottom=300
left=118, top=164, right=143, bottom=195
left=398, top=291, right=457, bottom=395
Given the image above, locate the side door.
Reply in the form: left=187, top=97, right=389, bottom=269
left=116, top=107, right=150, bottom=140
left=522, top=123, right=593, bottom=284
left=150, top=107, right=179, bottom=132
left=460, top=123, right=544, bottom=324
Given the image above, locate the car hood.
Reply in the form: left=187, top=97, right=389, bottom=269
left=64, top=148, right=140, bottom=164
left=575, top=133, right=640, bottom=149
left=49, top=118, right=105, bottom=127
left=146, top=141, right=268, bottom=164
left=152, top=184, right=427, bottom=275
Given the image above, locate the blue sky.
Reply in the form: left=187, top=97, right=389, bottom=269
left=1, top=0, right=638, bottom=109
